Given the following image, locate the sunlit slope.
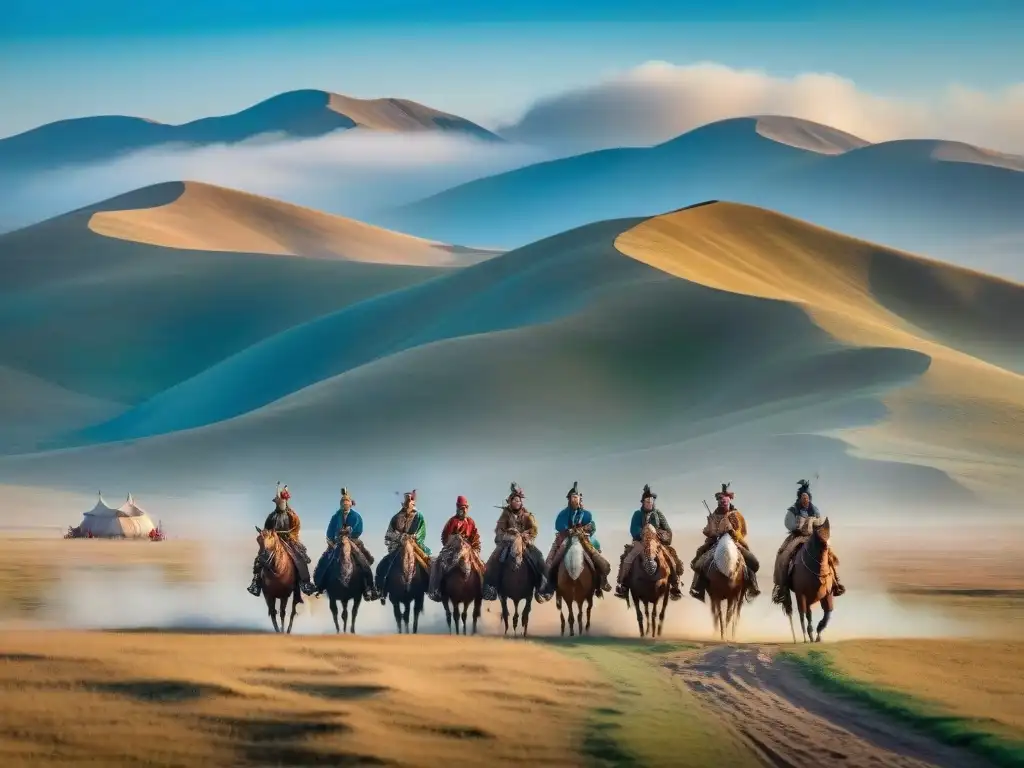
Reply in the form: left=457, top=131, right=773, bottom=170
left=614, top=201, right=1024, bottom=494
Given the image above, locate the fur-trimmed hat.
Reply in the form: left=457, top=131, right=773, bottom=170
left=507, top=482, right=525, bottom=501
left=797, top=479, right=812, bottom=500
left=641, top=483, right=656, bottom=501
left=340, top=487, right=355, bottom=505
left=401, top=489, right=417, bottom=505
left=714, top=482, right=734, bottom=501
left=566, top=481, right=580, bottom=499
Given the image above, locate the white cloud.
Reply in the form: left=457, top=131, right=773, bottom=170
left=0, top=129, right=553, bottom=233
left=499, top=61, right=1024, bottom=153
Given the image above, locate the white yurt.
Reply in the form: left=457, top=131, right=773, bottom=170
left=76, top=492, right=157, bottom=538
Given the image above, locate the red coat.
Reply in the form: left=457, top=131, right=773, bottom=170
left=441, top=515, right=481, bottom=551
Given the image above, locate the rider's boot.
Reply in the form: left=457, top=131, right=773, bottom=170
left=668, top=574, right=683, bottom=601
left=745, top=568, right=761, bottom=599
left=614, top=582, right=629, bottom=600
left=537, top=566, right=557, bottom=602
left=689, top=572, right=706, bottom=603
left=831, top=570, right=846, bottom=597
left=247, top=574, right=262, bottom=597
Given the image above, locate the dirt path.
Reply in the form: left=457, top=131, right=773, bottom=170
left=665, top=646, right=992, bottom=768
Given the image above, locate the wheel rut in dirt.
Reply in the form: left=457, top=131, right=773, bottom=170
left=665, top=646, right=993, bottom=768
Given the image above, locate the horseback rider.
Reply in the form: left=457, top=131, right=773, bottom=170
left=374, top=489, right=432, bottom=603
left=482, top=482, right=547, bottom=601
left=312, top=487, right=379, bottom=601
left=614, top=484, right=685, bottom=601
left=772, top=479, right=846, bottom=603
left=539, top=481, right=613, bottom=600
left=248, top=483, right=315, bottom=597
left=688, top=483, right=761, bottom=602
left=428, top=495, right=483, bottom=602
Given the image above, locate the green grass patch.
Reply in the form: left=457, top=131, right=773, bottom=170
left=782, top=649, right=1024, bottom=768
left=544, top=638, right=758, bottom=767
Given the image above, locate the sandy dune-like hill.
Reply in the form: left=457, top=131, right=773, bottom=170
left=380, top=116, right=1024, bottom=282
left=0, top=181, right=489, bottom=408
left=4, top=203, right=1020, bottom=511
left=0, top=89, right=501, bottom=171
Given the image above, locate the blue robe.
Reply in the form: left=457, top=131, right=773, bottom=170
left=327, top=508, right=364, bottom=541
left=628, top=508, right=671, bottom=542
left=554, top=506, right=601, bottom=551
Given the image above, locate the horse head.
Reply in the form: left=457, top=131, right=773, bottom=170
left=255, top=526, right=278, bottom=567
left=506, top=529, right=525, bottom=570
left=815, top=517, right=831, bottom=546
left=641, top=524, right=663, bottom=577
left=447, top=533, right=472, bottom=576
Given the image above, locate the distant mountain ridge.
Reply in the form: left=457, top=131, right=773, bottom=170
left=0, top=89, right=502, bottom=171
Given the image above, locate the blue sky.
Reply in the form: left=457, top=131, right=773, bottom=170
left=2, top=1, right=1022, bottom=137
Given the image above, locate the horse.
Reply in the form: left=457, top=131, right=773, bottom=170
left=382, top=534, right=429, bottom=634
left=495, top=530, right=542, bottom=637
left=624, top=524, right=672, bottom=637
left=781, top=517, right=838, bottom=643
left=439, top=533, right=484, bottom=635
left=254, top=526, right=302, bottom=633
left=324, top=533, right=366, bottom=634
left=555, top=531, right=596, bottom=637
left=706, top=531, right=746, bottom=641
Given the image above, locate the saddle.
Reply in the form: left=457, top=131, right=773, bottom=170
left=440, top=538, right=483, bottom=577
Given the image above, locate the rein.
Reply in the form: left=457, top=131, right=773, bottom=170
left=799, top=533, right=829, bottom=583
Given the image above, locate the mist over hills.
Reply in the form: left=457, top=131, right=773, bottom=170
left=0, top=89, right=501, bottom=172
left=379, top=116, right=1024, bottom=282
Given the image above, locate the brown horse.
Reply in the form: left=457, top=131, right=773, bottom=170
left=624, top=524, right=672, bottom=637
left=706, top=530, right=747, bottom=641
left=324, top=535, right=366, bottom=634
left=383, top=535, right=429, bottom=634
left=439, top=533, right=484, bottom=635
left=495, top=530, right=541, bottom=637
left=254, top=526, right=302, bottom=633
left=555, top=532, right=596, bottom=637
left=781, top=517, right=837, bottom=643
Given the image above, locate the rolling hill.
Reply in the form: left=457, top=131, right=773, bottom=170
left=2, top=201, right=1020, bottom=515
left=0, top=181, right=493, bottom=420
left=0, top=89, right=501, bottom=172
left=378, top=116, right=1024, bottom=281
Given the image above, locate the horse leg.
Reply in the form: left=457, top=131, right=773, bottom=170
left=567, top=602, right=576, bottom=637
left=402, top=599, right=412, bottom=634
left=557, top=595, right=566, bottom=637
left=522, top=596, right=532, bottom=638
left=805, top=605, right=815, bottom=643
left=329, top=596, right=340, bottom=633
left=658, top=591, right=669, bottom=637
left=633, top=593, right=645, bottom=637
left=392, top=597, right=404, bottom=633
left=816, top=593, right=834, bottom=642
left=472, top=598, right=481, bottom=636
left=341, top=598, right=350, bottom=634
left=279, top=594, right=288, bottom=633
left=644, top=601, right=653, bottom=638
left=350, top=595, right=361, bottom=634
left=265, top=592, right=280, bottom=633
left=460, top=602, right=470, bottom=636
left=286, top=588, right=299, bottom=634
left=500, top=595, right=510, bottom=635
left=512, top=599, right=521, bottom=635
left=443, top=596, right=453, bottom=634
left=576, top=601, right=584, bottom=636
left=412, top=594, right=424, bottom=634
left=585, top=595, right=593, bottom=634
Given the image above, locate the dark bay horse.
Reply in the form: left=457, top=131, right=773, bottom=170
left=555, top=532, right=596, bottom=637
left=324, top=534, right=367, bottom=634
left=781, top=517, right=838, bottom=642
left=439, top=533, right=484, bottom=635
left=624, top=525, right=672, bottom=637
left=254, top=526, right=302, bottom=633
left=383, top=535, right=429, bottom=634
left=495, top=530, right=541, bottom=637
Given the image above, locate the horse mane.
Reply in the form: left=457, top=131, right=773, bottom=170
left=338, top=536, right=354, bottom=586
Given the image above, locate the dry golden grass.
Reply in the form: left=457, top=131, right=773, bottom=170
left=0, top=537, right=202, bottom=620
left=0, top=631, right=601, bottom=767
left=614, top=202, right=1024, bottom=498
left=799, top=639, right=1024, bottom=740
